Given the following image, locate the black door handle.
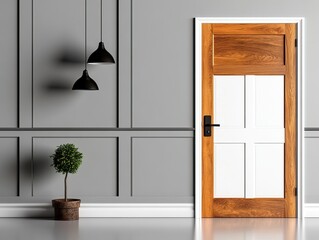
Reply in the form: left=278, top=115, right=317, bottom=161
left=203, top=115, right=220, bottom=136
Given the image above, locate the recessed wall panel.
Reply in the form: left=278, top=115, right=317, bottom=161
left=214, top=143, right=245, bottom=198
left=133, top=1, right=193, bottom=127
left=0, top=138, right=18, bottom=197
left=132, top=138, right=193, bottom=197
left=0, top=1, right=17, bottom=127
left=305, top=138, right=319, bottom=203
left=33, top=0, right=117, bottom=127
left=33, top=137, right=117, bottom=197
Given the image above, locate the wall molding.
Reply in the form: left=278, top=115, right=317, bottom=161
left=0, top=203, right=194, bottom=218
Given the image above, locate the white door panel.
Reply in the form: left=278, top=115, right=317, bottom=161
left=255, top=144, right=284, bottom=198
left=214, top=143, right=245, bottom=198
left=214, top=76, right=245, bottom=128
left=213, top=75, right=285, bottom=198
left=255, top=76, right=284, bottom=128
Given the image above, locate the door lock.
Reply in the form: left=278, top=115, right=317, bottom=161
left=204, top=115, right=220, bottom=136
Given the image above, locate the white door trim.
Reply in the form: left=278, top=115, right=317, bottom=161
left=194, top=17, right=305, bottom=218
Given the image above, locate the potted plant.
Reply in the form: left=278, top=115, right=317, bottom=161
left=50, top=143, right=83, bottom=220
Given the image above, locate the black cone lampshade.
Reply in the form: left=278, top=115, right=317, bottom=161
left=88, top=42, right=115, bottom=64
left=88, top=0, right=115, bottom=65
left=72, top=0, right=99, bottom=91
left=72, top=70, right=99, bottom=90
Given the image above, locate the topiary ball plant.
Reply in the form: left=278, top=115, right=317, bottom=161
left=50, top=143, right=83, bottom=202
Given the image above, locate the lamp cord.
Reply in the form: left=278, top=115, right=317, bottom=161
left=100, top=0, right=103, bottom=42
left=85, top=0, right=87, bottom=69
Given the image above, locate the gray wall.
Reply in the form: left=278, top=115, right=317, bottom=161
left=0, top=0, right=317, bottom=204
left=0, top=0, right=194, bottom=204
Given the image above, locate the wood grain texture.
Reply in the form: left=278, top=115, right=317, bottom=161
left=201, top=23, right=297, bottom=218
left=202, top=24, right=214, bottom=217
left=214, top=35, right=285, bottom=65
left=213, top=65, right=286, bottom=75
left=213, top=198, right=286, bottom=217
left=284, top=24, right=297, bottom=217
left=213, top=24, right=286, bottom=35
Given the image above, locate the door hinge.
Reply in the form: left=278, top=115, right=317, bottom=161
left=294, top=187, right=298, bottom=196
left=295, top=39, right=298, bottom=47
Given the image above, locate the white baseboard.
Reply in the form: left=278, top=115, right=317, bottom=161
left=304, top=204, right=319, bottom=217
left=0, top=203, right=194, bottom=218
left=0, top=204, right=53, bottom=218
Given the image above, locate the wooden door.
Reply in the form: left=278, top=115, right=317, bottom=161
left=202, top=24, right=296, bottom=217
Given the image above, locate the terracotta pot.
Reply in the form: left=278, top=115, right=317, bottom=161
left=52, top=199, right=81, bottom=221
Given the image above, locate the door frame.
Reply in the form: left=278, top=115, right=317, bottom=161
left=195, top=17, right=305, bottom=218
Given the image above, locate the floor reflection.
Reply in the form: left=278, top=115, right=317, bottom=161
left=0, top=217, right=309, bottom=240
left=200, top=218, right=298, bottom=240
left=0, top=218, right=195, bottom=240
left=304, top=218, right=319, bottom=240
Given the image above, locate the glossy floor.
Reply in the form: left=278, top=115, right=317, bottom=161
left=0, top=218, right=318, bottom=240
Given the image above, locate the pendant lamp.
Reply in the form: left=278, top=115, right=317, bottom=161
left=72, top=0, right=99, bottom=90
left=88, top=0, right=115, bottom=64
